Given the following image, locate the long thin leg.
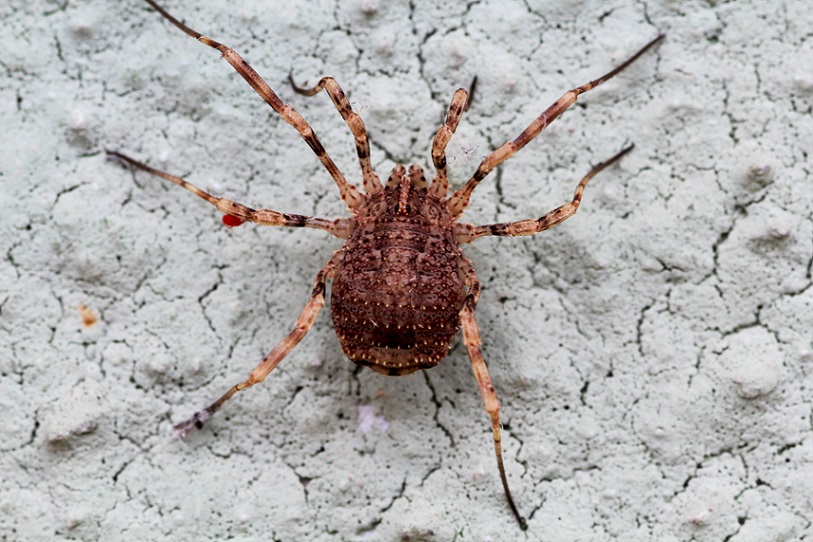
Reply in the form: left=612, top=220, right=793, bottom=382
left=141, top=0, right=365, bottom=210
left=174, top=252, right=341, bottom=437
left=453, top=145, right=632, bottom=244
left=108, top=151, right=353, bottom=238
left=430, top=88, right=469, bottom=198
left=458, top=255, right=527, bottom=530
left=288, top=74, right=382, bottom=195
left=446, top=34, right=664, bottom=217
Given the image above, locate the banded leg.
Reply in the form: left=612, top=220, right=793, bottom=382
left=288, top=75, right=382, bottom=195
left=453, top=145, right=633, bottom=244
left=108, top=151, right=352, bottom=238
left=446, top=34, right=664, bottom=217
left=430, top=88, right=469, bottom=198
left=174, top=252, right=341, bottom=437
left=458, top=255, right=527, bottom=530
left=141, top=0, right=365, bottom=210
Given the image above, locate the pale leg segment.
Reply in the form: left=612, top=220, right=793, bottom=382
left=453, top=145, right=633, bottom=244
left=458, top=254, right=528, bottom=530
left=108, top=151, right=352, bottom=238
left=174, top=252, right=341, bottom=437
left=288, top=74, right=382, bottom=195
left=141, top=0, right=365, bottom=210
left=446, top=34, right=664, bottom=217
left=430, top=88, right=469, bottom=198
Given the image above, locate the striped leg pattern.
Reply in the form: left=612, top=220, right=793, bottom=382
left=174, top=251, right=341, bottom=437
left=288, top=74, right=383, bottom=195
left=458, top=254, right=527, bottom=530
left=446, top=34, right=664, bottom=217
left=453, top=145, right=634, bottom=244
left=107, top=151, right=352, bottom=238
left=142, top=0, right=366, bottom=210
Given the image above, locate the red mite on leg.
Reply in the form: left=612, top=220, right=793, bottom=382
left=222, top=214, right=245, bottom=228
left=109, top=0, right=663, bottom=530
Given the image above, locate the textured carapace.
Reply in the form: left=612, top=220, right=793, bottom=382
left=332, top=165, right=466, bottom=375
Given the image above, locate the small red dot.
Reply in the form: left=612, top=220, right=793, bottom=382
left=222, top=214, right=245, bottom=228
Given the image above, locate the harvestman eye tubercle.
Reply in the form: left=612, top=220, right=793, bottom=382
left=109, top=0, right=663, bottom=529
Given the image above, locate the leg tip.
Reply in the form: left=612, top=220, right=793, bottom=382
left=105, top=149, right=136, bottom=168
left=173, top=410, right=210, bottom=438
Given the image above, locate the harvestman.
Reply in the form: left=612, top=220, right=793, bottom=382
left=109, top=0, right=663, bottom=529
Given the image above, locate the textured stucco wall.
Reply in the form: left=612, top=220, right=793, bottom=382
left=2, top=0, right=812, bottom=540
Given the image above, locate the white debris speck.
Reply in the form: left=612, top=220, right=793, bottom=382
left=357, top=404, right=390, bottom=433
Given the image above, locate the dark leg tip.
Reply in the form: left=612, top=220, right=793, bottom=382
left=464, top=75, right=478, bottom=111
left=173, top=410, right=210, bottom=438
left=288, top=71, right=307, bottom=94
left=105, top=149, right=136, bottom=168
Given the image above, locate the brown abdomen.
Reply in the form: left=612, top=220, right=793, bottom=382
left=331, top=228, right=466, bottom=376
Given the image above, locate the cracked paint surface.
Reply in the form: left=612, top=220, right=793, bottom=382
left=2, top=0, right=812, bottom=540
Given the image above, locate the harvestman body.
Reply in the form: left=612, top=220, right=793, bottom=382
left=110, top=0, right=663, bottom=529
